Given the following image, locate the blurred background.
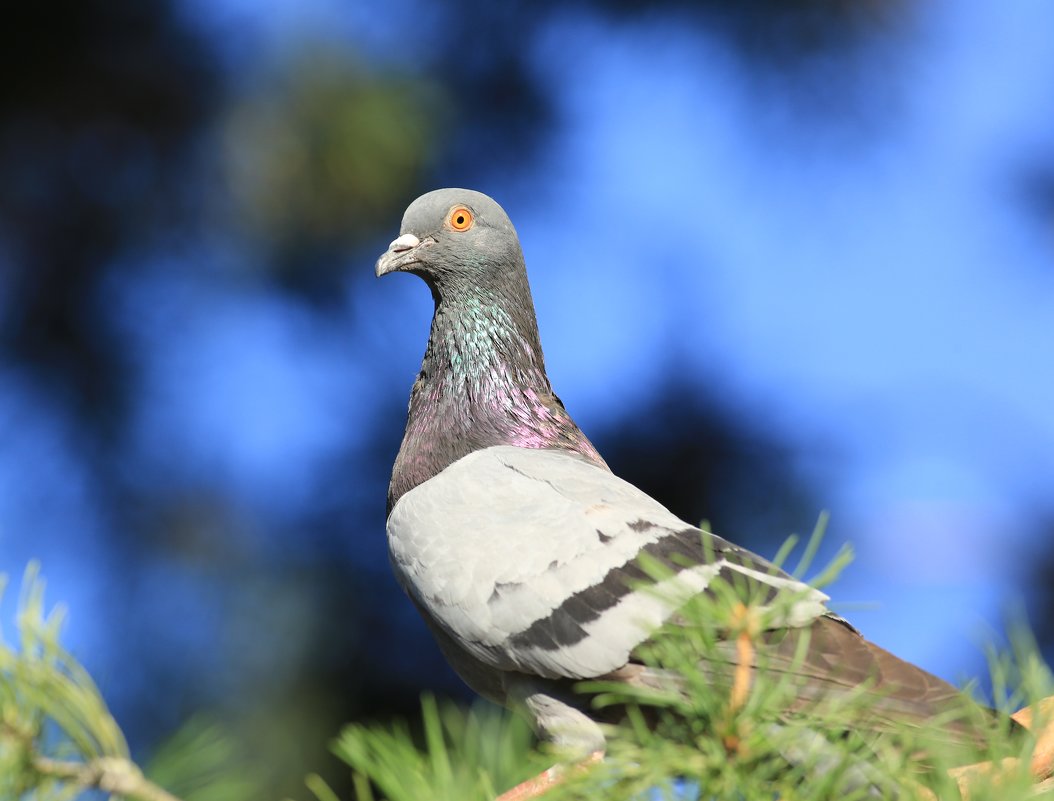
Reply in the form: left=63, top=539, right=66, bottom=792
left=1, top=0, right=1053, bottom=795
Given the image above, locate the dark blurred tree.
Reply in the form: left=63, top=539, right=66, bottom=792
left=596, top=378, right=826, bottom=555
left=1029, top=512, right=1054, bottom=666
left=587, top=0, right=907, bottom=59
left=218, top=50, right=448, bottom=295
left=0, top=0, right=219, bottom=428
left=1019, top=162, right=1054, bottom=260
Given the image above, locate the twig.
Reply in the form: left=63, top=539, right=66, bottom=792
left=943, top=695, right=1054, bottom=799
left=493, top=750, right=603, bottom=801
left=32, top=755, right=185, bottom=801
left=1012, top=697, right=1054, bottom=780
left=729, top=603, right=756, bottom=714
left=1029, top=775, right=1054, bottom=796
left=720, top=603, right=759, bottom=756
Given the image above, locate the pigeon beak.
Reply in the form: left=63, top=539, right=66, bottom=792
left=375, top=233, right=423, bottom=277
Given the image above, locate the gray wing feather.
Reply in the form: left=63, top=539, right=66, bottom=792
left=387, top=446, right=828, bottom=680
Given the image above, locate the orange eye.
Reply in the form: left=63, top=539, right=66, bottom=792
left=449, top=206, right=474, bottom=231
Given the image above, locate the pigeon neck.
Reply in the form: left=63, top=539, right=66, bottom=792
left=426, top=286, right=549, bottom=392
left=388, top=286, right=607, bottom=513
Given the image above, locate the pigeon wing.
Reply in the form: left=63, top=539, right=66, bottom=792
left=387, top=445, right=828, bottom=681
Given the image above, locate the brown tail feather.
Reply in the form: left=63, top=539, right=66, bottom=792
left=724, top=615, right=1020, bottom=750
left=612, top=614, right=1021, bottom=753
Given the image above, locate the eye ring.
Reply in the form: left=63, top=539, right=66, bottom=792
left=448, top=206, right=474, bottom=231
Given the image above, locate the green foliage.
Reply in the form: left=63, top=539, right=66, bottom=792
left=0, top=563, right=257, bottom=801
left=0, top=562, right=130, bottom=799
left=221, top=47, right=447, bottom=256
left=145, top=717, right=263, bottom=801
left=314, top=695, right=545, bottom=801
left=319, top=525, right=1054, bottom=801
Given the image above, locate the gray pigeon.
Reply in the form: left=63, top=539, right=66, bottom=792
left=375, top=188, right=1006, bottom=768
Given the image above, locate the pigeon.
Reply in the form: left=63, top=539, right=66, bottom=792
left=375, top=188, right=1011, bottom=782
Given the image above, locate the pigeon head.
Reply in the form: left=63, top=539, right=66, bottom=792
left=375, top=188, right=526, bottom=297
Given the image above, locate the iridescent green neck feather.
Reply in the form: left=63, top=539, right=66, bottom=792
left=388, top=282, right=606, bottom=513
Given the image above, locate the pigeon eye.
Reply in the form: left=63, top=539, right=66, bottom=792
left=449, top=207, right=474, bottom=231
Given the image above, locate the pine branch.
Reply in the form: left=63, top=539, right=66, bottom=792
left=32, top=755, right=185, bottom=801
left=1, top=562, right=197, bottom=801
